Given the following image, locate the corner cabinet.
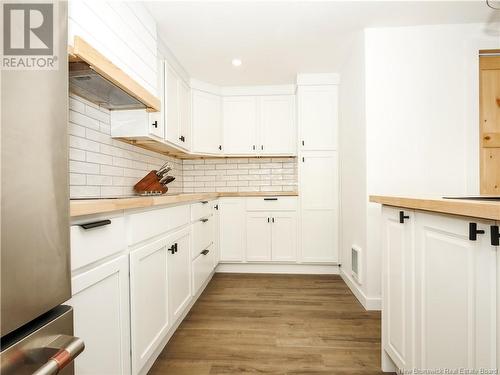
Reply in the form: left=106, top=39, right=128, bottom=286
left=191, top=89, right=222, bottom=154
left=381, top=206, right=498, bottom=371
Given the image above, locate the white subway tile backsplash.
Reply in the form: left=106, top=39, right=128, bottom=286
left=68, top=95, right=296, bottom=197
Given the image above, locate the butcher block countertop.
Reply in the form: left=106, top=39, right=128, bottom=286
left=370, top=195, right=500, bottom=221
left=71, top=191, right=298, bottom=217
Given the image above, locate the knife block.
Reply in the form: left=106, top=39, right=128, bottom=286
left=134, top=171, right=168, bottom=195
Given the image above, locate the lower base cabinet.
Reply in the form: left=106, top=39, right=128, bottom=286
left=69, top=255, right=131, bottom=375
left=130, top=238, right=170, bottom=375
left=167, top=227, right=192, bottom=323
left=192, top=244, right=215, bottom=295
left=382, top=206, right=498, bottom=371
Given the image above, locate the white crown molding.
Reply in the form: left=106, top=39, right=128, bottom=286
left=296, top=73, right=340, bottom=85
left=221, top=84, right=297, bottom=96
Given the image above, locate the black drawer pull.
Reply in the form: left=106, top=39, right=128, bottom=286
left=168, top=244, right=176, bottom=254
left=201, top=249, right=209, bottom=256
left=264, top=198, right=278, bottom=201
left=200, top=218, right=209, bottom=223
left=469, top=222, right=485, bottom=241
left=79, top=219, right=111, bottom=230
left=491, top=225, right=499, bottom=246
left=201, top=201, right=209, bottom=204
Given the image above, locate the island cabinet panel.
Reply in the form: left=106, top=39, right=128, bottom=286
left=382, top=206, right=498, bottom=371
left=413, top=212, right=496, bottom=370
left=381, top=206, right=414, bottom=370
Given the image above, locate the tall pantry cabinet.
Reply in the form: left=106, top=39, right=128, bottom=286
left=297, top=74, right=339, bottom=262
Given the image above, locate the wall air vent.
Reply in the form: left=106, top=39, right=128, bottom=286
left=351, top=245, right=362, bottom=284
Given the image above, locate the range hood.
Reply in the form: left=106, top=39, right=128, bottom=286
left=69, top=36, right=160, bottom=111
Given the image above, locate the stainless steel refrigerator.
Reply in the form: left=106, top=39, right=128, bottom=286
left=0, top=2, right=84, bottom=374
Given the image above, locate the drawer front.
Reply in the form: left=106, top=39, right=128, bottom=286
left=192, top=244, right=214, bottom=296
left=192, top=216, right=214, bottom=258
left=128, top=205, right=190, bottom=246
left=71, top=216, right=126, bottom=270
left=246, top=196, right=298, bottom=211
left=191, top=200, right=214, bottom=222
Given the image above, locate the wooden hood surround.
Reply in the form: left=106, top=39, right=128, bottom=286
left=68, top=36, right=161, bottom=112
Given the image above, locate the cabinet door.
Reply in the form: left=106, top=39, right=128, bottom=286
left=178, top=79, right=190, bottom=149
left=69, top=255, right=130, bottom=375
left=149, top=110, right=164, bottom=139
left=299, top=151, right=338, bottom=262
left=260, top=95, right=296, bottom=155
left=223, top=96, right=258, bottom=154
left=271, top=211, right=297, bottom=262
left=381, top=206, right=414, bottom=370
left=192, top=90, right=222, bottom=154
left=298, top=85, right=338, bottom=151
left=246, top=212, right=272, bottom=261
left=167, top=228, right=192, bottom=323
left=219, top=198, right=246, bottom=261
left=213, top=201, right=221, bottom=266
left=165, top=63, right=179, bottom=146
left=130, top=238, right=169, bottom=374
left=414, top=212, right=497, bottom=369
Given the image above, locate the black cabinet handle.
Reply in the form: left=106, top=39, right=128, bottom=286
left=399, top=211, right=410, bottom=224
left=302, top=157, right=305, bottom=162
left=201, top=218, right=209, bottom=223
left=491, top=225, right=499, bottom=246
left=267, top=218, right=270, bottom=223
left=79, top=219, right=111, bottom=230
left=174, top=243, right=178, bottom=253
left=469, top=222, right=485, bottom=241
left=214, top=204, right=219, bottom=210
left=201, top=249, right=209, bottom=256
left=168, top=244, right=176, bottom=254
left=302, top=140, right=305, bottom=146
left=261, top=145, right=264, bottom=150
left=179, top=135, right=185, bottom=142
left=152, top=121, right=158, bottom=128
left=201, top=201, right=209, bottom=204
left=272, top=218, right=275, bottom=223
left=218, top=145, right=222, bottom=151
left=264, top=198, right=278, bottom=201
left=252, top=145, right=256, bottom=150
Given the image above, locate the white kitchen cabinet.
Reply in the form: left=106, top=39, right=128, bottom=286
left=129, top=237, right=170, bottom=374
left=192, top=244, right=215, bottom=296
left=165, top=63, right=190, bottom=149
left=381, top=206, right=414, bottom=370
left=69, top=255, right=130, bottom=375
left=271, top=211, right=298, bottom=262
left=111, top=109, right=164, bottom=139
left=413, top=212, right=497, bottom=370
left=260, top=95, right=296, bottom=155
left=219, top=198, right=246, bottom=262
left=299, top=151, right=338, bottom=262
left=298, top=85, right=338, bottom=151
left=167, top=227, right=192, bottom=323
left=223, top=96, right=258, bottom=154
left=191, top=90, right=222, bottom=154
left=246, top=211, right=297, bottom=262
left=246, top=212, right=273, bottom=261
left=213, top=201, right=221, bottom=266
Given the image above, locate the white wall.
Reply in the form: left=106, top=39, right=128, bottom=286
left=338, top=31, right=369, bottom=301
left=339, top=22, right=499, bottom=308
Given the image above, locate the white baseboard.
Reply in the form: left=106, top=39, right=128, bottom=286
left=340, top=269, right=381, bottom=311
left=216, top=263, right=340, bottom=274
left=138, top=271, right=215, bottom=375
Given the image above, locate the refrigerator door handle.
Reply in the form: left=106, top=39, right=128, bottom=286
left=32, top=335, right=85, bottom=375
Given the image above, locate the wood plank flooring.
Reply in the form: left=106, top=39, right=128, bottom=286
left=148, top=273, right=385, bottom=375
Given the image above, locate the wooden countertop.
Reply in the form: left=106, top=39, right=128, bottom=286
left=70, top=191, right=298, bottom=217
left=370, top=195, right=500, bottom=221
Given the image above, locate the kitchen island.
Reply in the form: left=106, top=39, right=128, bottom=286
left=370, top=195, right=499, bottom=373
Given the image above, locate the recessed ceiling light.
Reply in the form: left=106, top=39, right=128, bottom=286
left=231, top=58, right=242, bottom=67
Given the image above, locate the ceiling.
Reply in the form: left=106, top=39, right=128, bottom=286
left=145, top=1, right=498, bottom=86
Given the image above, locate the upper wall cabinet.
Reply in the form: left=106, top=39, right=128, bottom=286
left=298, top=85, right=338, bottom=151
left=165, top=63, right=191, bottom=150
left=192, top=90, right=222, bottom=155
left=68, top=0, right=158, bottom=97
left=223, top=95, right=296, bottom=156
left=223, top=97, right=259, bottom=155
